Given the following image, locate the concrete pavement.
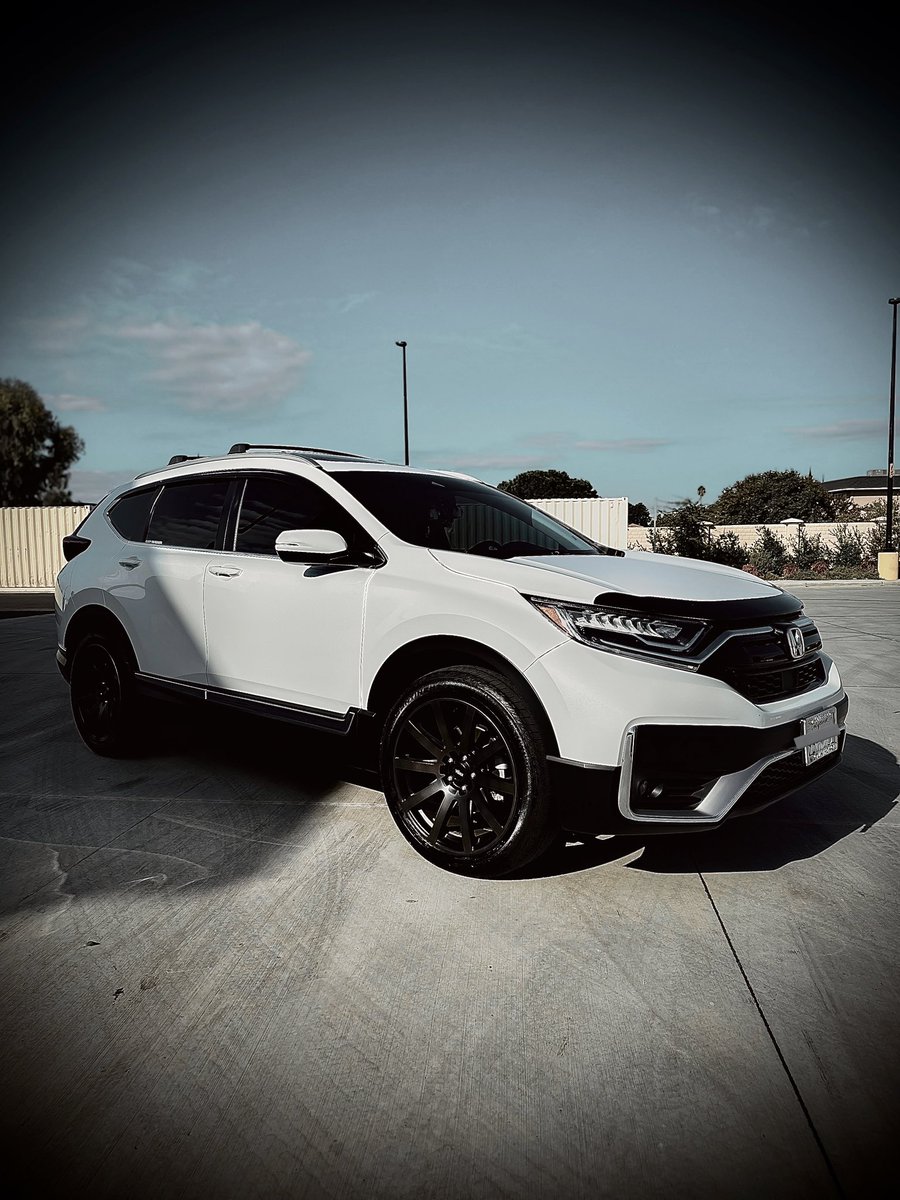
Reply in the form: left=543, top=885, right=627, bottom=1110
left=0, top=587, right=897, bottom=1198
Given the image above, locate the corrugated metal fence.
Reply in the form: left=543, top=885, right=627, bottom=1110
left=0, top=506, right=92, bottom=588
left=529, top=497, right=629, bottom=550
left=0, top=497, right=630, bottom=588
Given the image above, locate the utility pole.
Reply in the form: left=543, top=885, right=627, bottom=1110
left=395, top=340, right=409, bottom=466
left=887, top=299, right=899, bottom=551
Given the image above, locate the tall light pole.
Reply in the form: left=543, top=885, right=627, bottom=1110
left=395, top=340, right=409, bottom=466
left=886, top=299, right=899, bottom=551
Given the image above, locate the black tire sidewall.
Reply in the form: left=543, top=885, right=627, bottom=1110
left=380, top=667, right=555, bottom=875
left=70, top=633, right=137, bottom=757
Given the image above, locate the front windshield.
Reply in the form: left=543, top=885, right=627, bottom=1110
left=334, top=471, right=608, bottom=558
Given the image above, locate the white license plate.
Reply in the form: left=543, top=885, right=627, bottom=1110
left=802, top=706, right=839, bottom=766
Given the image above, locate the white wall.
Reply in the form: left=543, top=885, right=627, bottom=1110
left=0, top=506, right=92, bottom=588
left=529, top=497, right=629, bottom=550
left=625, top=521, right=880, bottom=553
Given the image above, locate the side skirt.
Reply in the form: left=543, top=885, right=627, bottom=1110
left=134, top=672, right=362, bottom=735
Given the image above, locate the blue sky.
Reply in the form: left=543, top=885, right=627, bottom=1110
left=1, top=2, right=897, bottom=506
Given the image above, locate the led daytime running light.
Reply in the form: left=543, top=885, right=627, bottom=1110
left=529, top=597, right=709, bottom=655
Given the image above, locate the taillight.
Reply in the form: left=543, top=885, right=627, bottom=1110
left=62, top=534, right=91, bottom=561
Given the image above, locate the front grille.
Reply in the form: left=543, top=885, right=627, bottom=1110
left=699, top=616, right=826, bottom=704
left=728, top=656, right=826, bottom=703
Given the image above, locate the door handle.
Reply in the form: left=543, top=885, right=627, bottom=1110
left=208, top=565, right=242, bottom=578
left=118, top=556, right=141, bottom=569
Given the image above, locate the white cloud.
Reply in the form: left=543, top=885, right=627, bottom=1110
left=518, top=431, right=572, bottom=450
left=105, top=257, right=220, bottom=298
left=786, top=418, right=883, bottom=440
left=332, top=292, right=377, bottom=314
left=47, top=393, right=108, bottom=413
left=425, top=452, right=540, bottom=471
left=115, top=318, right=311, bottom=411
left=68, top=469, right=133, bottom=502
left=575, top=438, right=672, bottom=452
left=21, top=313, right=91, bottom=352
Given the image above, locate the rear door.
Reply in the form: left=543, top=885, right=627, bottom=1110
left=103, top=475, right=233, bottom=684
left=203, top=471, right=373, bottom=713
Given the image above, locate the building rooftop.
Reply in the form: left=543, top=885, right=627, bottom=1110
left=823, top=473, right=890, bottom=493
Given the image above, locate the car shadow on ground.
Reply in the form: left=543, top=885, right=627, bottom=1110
left=173, top=713, right=898, bottom=881
left=151, top=700, right=381, bottom=793
left=525, top=734, right=899, bottom=879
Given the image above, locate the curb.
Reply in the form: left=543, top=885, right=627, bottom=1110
left=774, top=579, right=899, bottom=588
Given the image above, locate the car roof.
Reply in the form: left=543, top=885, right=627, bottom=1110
left=129, top=447, right=479, bottom=487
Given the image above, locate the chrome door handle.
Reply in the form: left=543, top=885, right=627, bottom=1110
left=118, top=556, right=141, bottom=569
left=208, top=565, right=242, bottom=578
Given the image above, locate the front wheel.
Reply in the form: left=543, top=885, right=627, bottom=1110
left=380, top=666, right=557, bottom=876
left=70, top=633, right=142, bottom=757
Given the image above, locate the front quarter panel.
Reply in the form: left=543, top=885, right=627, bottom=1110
left=360, top=540, right=567, bottom=703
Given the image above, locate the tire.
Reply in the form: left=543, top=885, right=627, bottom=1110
left=379, top=666, right=557, bottom=876
left=69, top=632, right=143, bottom=757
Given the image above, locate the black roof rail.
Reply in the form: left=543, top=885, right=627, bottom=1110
left=168, top=454, right=205, bottom=465
left=227, top=443, right=372, bottom=460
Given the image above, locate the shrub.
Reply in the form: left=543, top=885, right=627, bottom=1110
left=708, top=530, right=747, bottom=569
left=826, top=565, right=880, bottom=580
left=862, top=525, right=885, bottom=565
left=830, top=524, right=865, bottom=569
left=648, top=527, right=675, bottom=554
left=748, top=527, right=788, bottom=578
left=790, top=531, right=827, bottom=573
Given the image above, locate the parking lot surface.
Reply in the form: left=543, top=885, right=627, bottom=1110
left=1, top=586, right=897, bottom=1199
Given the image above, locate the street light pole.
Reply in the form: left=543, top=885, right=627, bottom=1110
left=886, top=299, right=899, bottom=551
left=395, top=340, right=409, bottom=466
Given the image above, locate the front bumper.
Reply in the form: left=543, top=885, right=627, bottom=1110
left=550, top=693, right=848, bottom=835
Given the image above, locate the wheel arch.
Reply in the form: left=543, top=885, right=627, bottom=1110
left=63, top=604, right=139, bottom=671
left=365, top=635, right=560, bottom=756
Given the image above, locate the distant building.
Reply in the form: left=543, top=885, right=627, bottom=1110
left=822, top=469, right=889, bottom=509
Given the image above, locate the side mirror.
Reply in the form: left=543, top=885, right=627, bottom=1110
left=275, top=529, right=349, bottom=563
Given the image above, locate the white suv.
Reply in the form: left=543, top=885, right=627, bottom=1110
left=56, top=444, right=847, bottom=875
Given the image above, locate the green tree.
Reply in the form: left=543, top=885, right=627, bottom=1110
left=1, top=378, right=85, bottom=504
left=497, top=468, right=598, bottom=499
left=627, top=500, right=651, bottom=526
left=657, top=498, right=709, bottom=559
left=711, top=469, right=835, bottom=524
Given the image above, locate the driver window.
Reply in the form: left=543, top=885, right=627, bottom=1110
left=235, top=475, right=354, bottom=556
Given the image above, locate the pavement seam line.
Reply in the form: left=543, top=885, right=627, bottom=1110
left=697, top=869, right=847, bottom=1200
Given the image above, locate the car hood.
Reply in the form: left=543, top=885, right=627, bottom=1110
left=430, top=548, right=783, bottom=604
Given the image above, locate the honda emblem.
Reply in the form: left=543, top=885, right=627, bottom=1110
left=787, top=626, right=805, bottom=659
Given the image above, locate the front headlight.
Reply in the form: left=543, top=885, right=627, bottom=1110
left=525, top=595, right=710, bottom=658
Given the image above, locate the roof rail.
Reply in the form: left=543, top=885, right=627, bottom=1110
left=168, top=454, right=205, bottom=465
left=227, top=443, right=371, bottom=460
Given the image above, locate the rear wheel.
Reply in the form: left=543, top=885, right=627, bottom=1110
left=70, top=633, right=142, bottom=756
left=380, top=666, right=557, bottom=875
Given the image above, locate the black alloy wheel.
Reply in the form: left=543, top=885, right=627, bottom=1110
left=70, top=633, right=139, bottom=756
left=381, top=667, right=556, bottom=875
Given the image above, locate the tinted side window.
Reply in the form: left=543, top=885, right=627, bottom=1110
left=146, top=479, right=230, bottom=550
left=235, top=475, right=353, bottom=555
left=108, top=487, right=161, bottom=542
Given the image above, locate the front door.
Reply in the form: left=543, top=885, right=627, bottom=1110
left=203, top=472, right=372, bottom=714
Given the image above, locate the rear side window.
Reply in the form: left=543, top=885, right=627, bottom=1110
left=235, top=474, right=355, bottom=555
left=107, top=487, right=161, bottom=542
left=146, top=478, right=230, bottom=550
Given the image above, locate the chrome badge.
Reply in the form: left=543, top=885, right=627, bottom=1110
left=787, top=626, right=805, bottom=659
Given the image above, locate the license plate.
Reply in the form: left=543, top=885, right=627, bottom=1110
left=801, top=706, right=839, bottom=766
